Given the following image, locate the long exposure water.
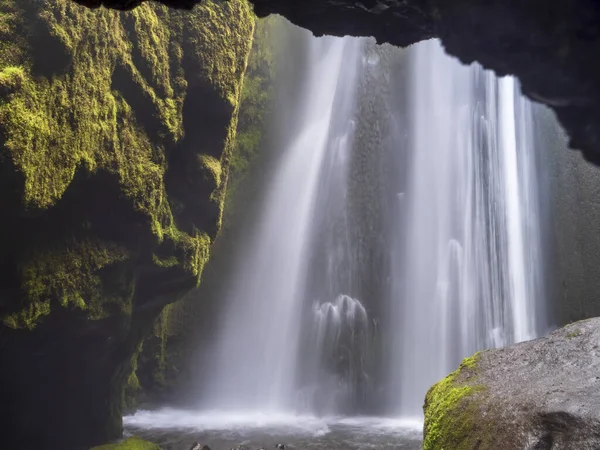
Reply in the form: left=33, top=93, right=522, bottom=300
left=199, top=34, right=364, bottom=412
left=391, top=40, right=547, bottom=417
left=125, top=23, right=559, bottom=449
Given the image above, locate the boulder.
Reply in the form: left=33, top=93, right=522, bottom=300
left=423, top=317, right=600, bottom=450
left=189, top=443, right=211, bottom=450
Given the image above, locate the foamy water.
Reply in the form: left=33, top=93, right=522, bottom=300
left=124, top=409, right=422, bottom=450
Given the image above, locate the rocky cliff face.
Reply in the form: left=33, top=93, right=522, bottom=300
left=545, top=103, right=600, bottom=325
left=0, top=0, right=254, bottom=448
left=423, top=318, right=600, bottom=450
left=71, top=0, right=600, bottom=168
left=124, top=16, right=284, bottom=406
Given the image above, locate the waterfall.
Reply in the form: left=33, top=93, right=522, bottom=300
left=124, top=24, right=566, bottom=446
left=194, top=30, right=551, bottom=421
left=201, top=35, right=364, bottom=412
left=390, top=40, right=547, bottom=417
left=304, top=295, right=370, bottom=414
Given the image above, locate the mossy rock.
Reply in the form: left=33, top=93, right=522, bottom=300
left=423, top=353, right=486, bottom=450
left=0, top=0, right=254, bottom=448
left=423, top=318, right=600, bottom=449
left=92, top=437, right=162, bottom=450
left=0, top=0, right=254, bottom=329
left=130, top=15, right=285, bottom=405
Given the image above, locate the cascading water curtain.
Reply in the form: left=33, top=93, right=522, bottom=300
left=390, top=39, right=547, bottom=417
left=200, top=35, right=364, bottom=413
left=124, top=24, right=560, bottom=444
left=197, top=32, right=548, bottom=420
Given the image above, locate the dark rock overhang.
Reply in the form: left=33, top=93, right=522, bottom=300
left=73, top=0, right=600, bottom=164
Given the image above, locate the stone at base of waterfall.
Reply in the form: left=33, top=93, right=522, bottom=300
left=423, top=317, right=600, bottom=450
left=189, top=443, right=211, bottom=450
left=227, top=444, right=284, bottom=450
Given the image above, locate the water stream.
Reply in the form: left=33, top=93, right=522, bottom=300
left=125, top=24, right=558, bottom=449
left=199, top=35, right=364, bottom=412
left=391, top=40, right=547, bottom=417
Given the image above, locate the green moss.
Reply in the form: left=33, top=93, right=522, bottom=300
left=4, top=239, right=130, bottom=329
left=0, top=0, right=255, bottom=443
left=0, top=1, right=25, bottom=67
left=199, top=154, right=223, bottom=188
left=224, top=17, right=280, bottom=223
left=565, top=319, right=590, bottom=338
left=121, top=1, right=254, bottom=403
left=1, top=2, right=176, bottom=212
left=177, top=0, right=254, bottom=107
left=567, top=329, right=582, bottom=338
left=189, top=2, right=255, bottom=232
left=162, top=229, right=212, bottom=279
left=91, top=437, right=161, bottom=450
left=152, top=302, right=185, bottom=387
left=0, top=65, right=25, bottom=92
left=0, top=0, right=254, bottom=329
left=152, top=254, right=179, bottom=269
left=123, top=342, right=143, bottom=409
left=127, top=369, right=140, bottom=391
left=423, top=353, right=484, bottom=450
left=2, top=301, right=50, bottom=330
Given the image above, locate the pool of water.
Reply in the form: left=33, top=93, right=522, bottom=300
left=124, top=409, right=423, bottom=450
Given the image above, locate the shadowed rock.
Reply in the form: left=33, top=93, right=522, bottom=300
left=0, top=0, right=254, bottom=448
left=69, top=0, right=600, bottom=166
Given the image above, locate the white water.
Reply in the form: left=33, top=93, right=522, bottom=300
left=128, top=31, right=555, bottom=444
left=201, top=35, right=364, bottom=412
left=304, top=295, right=371, bottom=413
left=125, top=408, right=422, bottom=436
left=124, top=409, right=422, bottom=450
left=392, top=40, right=546, bottom=416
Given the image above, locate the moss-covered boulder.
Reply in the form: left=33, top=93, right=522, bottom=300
left=0, top=0, right=254, bottom=448
left=423, top=354, right=485, bottom=450
left=423, top=318, right=600, bottom=449
left=92, top=437, right=162, bottom=450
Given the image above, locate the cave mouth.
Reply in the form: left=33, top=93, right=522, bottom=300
left=75, top=0, right=600, bottom=165
left=116, top=17, right=566, bottom=450
left=2, top=1, right=599, bottom=449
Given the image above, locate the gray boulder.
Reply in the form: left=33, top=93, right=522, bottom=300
left=423, top=317, right=600, bottom=450
left=189, top=443, right=211, bottom=450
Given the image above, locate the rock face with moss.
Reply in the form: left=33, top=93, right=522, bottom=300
left=73, top=0, right=600, bottom=169
left=122, top=15, right=283, bottom=406
left=0, top=0, right=254, bottom=448
left=423, top=318, right=600, bottom=450
left=92, top=437, right=162, bottom=450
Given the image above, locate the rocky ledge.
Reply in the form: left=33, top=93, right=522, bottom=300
left=71, top=0, right=600, bottom=166
left=423, top=317, right=600, bottom=450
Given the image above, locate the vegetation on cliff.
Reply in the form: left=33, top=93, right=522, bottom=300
left=0, top=0, right=252, bottom=329
left=0, top=0, right=254, bottom=447
left=423, top=354, right=484, bottom=450
left=92, top=437, right=161, bottom=450
left=225, top=16, right=279, bottom=210
left=128, top=15, right=284, bottom=405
